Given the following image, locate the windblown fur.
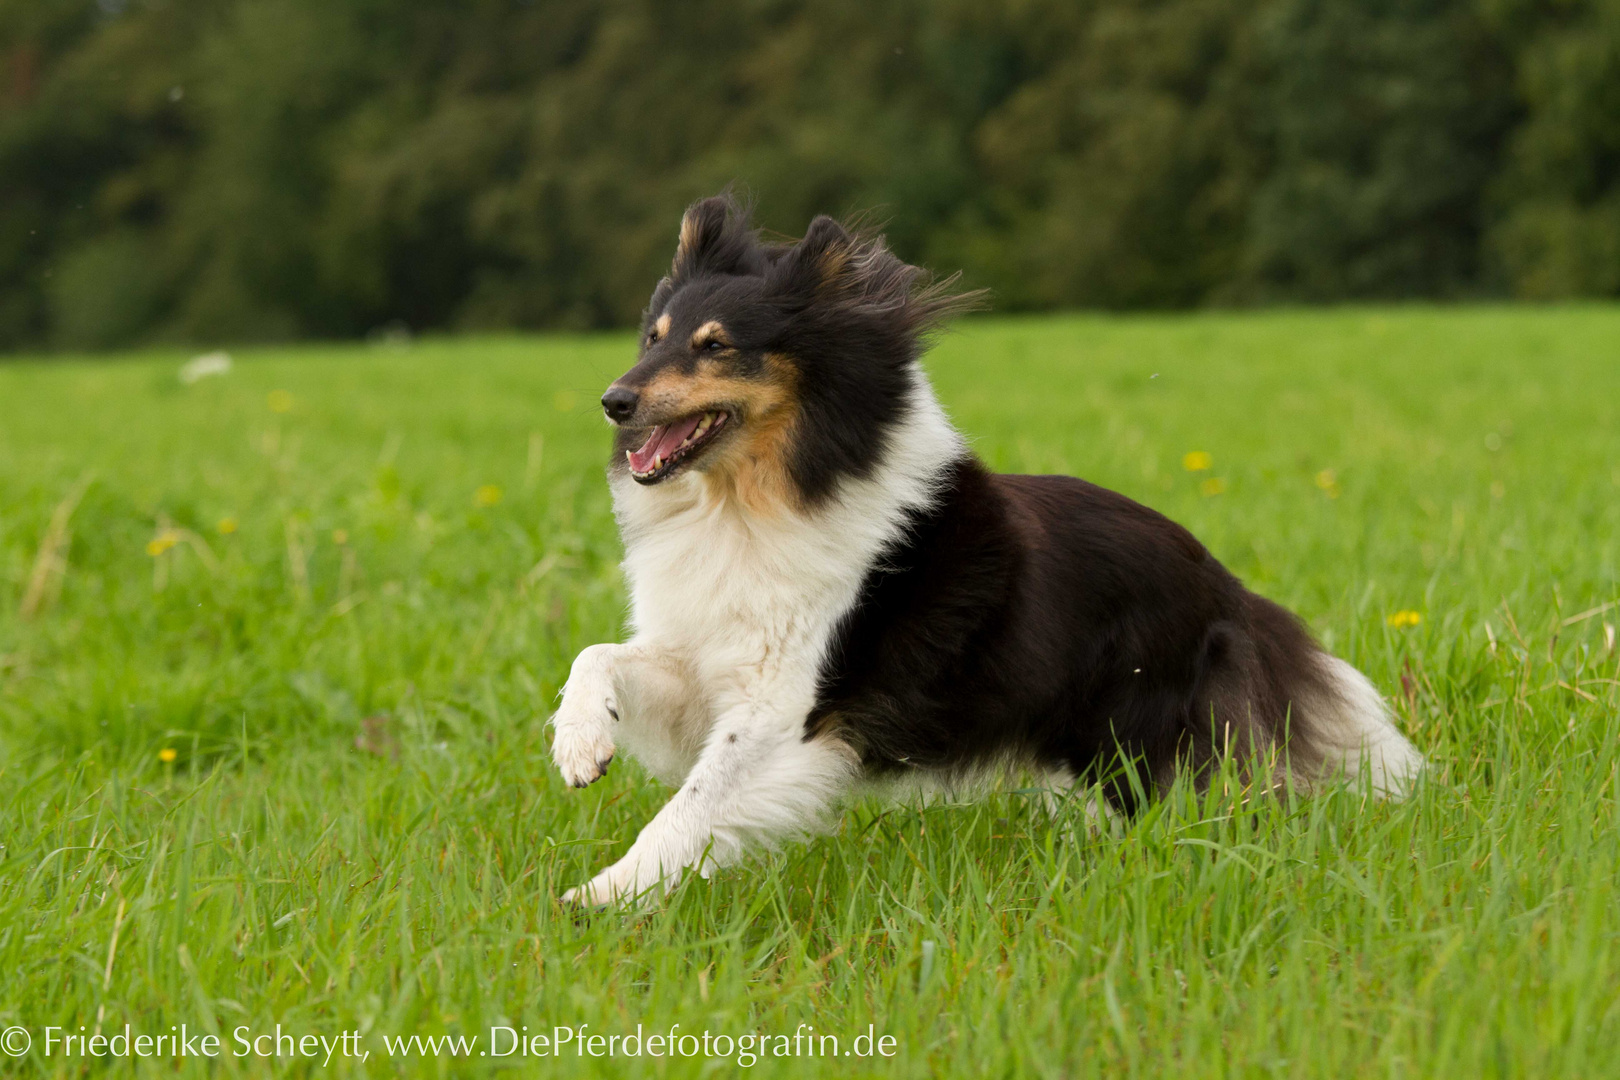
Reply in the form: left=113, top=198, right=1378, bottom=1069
left=549, top=194, right=1425, bottom=906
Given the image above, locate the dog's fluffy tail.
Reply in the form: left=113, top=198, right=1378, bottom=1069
left=1300, top=654, right=1426, bottom=797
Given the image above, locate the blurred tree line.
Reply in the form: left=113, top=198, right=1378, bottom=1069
left=2, top=0, right=1617, bottom=350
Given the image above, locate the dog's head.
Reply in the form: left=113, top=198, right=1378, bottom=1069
left=602, top=194, right=980, bottom=507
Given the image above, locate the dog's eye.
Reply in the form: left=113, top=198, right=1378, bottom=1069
left=702, top=340, right=726, bottom=352
left=645, top=331, right=658, bottom=346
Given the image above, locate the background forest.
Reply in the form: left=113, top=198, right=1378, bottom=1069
left=3, top=0, right=1619, bottom=351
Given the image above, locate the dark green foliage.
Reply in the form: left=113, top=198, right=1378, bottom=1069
left=1484, top=0, right=1620, bottom=296
left=1240, top=0, right=1517, bottom=300
left=1, top=0, right=1617, bottom=350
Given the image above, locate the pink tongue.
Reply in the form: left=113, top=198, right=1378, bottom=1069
left=629, top=414, right=703, bottom=473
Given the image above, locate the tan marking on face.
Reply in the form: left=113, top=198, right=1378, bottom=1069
left=702, top=354, right=804, bottom=515
left=634, top=354, right=804, bottom=515
left=690, top=320, right=730, bottom=351
left=720, top=402, right=799, bottom=513
left=635, top=366, right=779, bottom=425
left=653, top=313, right=672, bottom=340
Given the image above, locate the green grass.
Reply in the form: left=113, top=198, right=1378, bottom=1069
left=2, top=306, right=1619, bottom=1077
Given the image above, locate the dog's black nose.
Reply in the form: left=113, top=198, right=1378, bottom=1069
left=601, top=387, right=639, bottom=423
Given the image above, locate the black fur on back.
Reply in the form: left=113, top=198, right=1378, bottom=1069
left=809, top=463, right=1339, bottom=813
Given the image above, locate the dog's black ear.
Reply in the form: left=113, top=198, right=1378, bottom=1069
left=775, top=215, right=856, bottom=296
left=771, top=214, right=986, bottom=332
left=671, top=195, right=755, bottom=280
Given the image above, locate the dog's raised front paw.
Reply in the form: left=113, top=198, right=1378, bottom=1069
left=551, top=724, right=615, bottom=788
left=550, top=694, right=617, bottom=788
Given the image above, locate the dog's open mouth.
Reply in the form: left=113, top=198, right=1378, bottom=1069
left=626, top=410, right=729, bottom=484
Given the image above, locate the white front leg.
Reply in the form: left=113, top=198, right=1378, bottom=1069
left=550, top=642, right=703, bottom=788
left=562, top=700, right=858, bottom=906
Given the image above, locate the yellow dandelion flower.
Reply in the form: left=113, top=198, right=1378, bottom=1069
left=158, top=748, right=177, bottom=763
left=1200, top=477, right=1227, bottom=496
left=1315, top=469, right=1341, bottom=499
left=1182, top=451, right=1213, bottom=472
left=217, top=516, right=239, bottom=535
left=1387, top=610, right=1422, bottom=629
left=146, top=530, right=180, bottom=556
left=552, top=390, right=578, bottom=413
left=332, top=528, right=349, bottom=545
left=267, top=389, right=294, bottom=413
left=474, top=484, right=503, bottom=507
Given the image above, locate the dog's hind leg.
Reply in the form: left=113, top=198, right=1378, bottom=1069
left=550, top=642, right=703, bottom=788
left=561, top=698, right=859, bottom=907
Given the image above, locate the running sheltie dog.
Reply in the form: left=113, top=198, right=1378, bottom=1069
left=550, top=195, right=1424, bottom=906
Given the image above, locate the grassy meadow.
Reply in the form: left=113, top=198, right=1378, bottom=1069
left=2, top=307, right=1619, bottom=1077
